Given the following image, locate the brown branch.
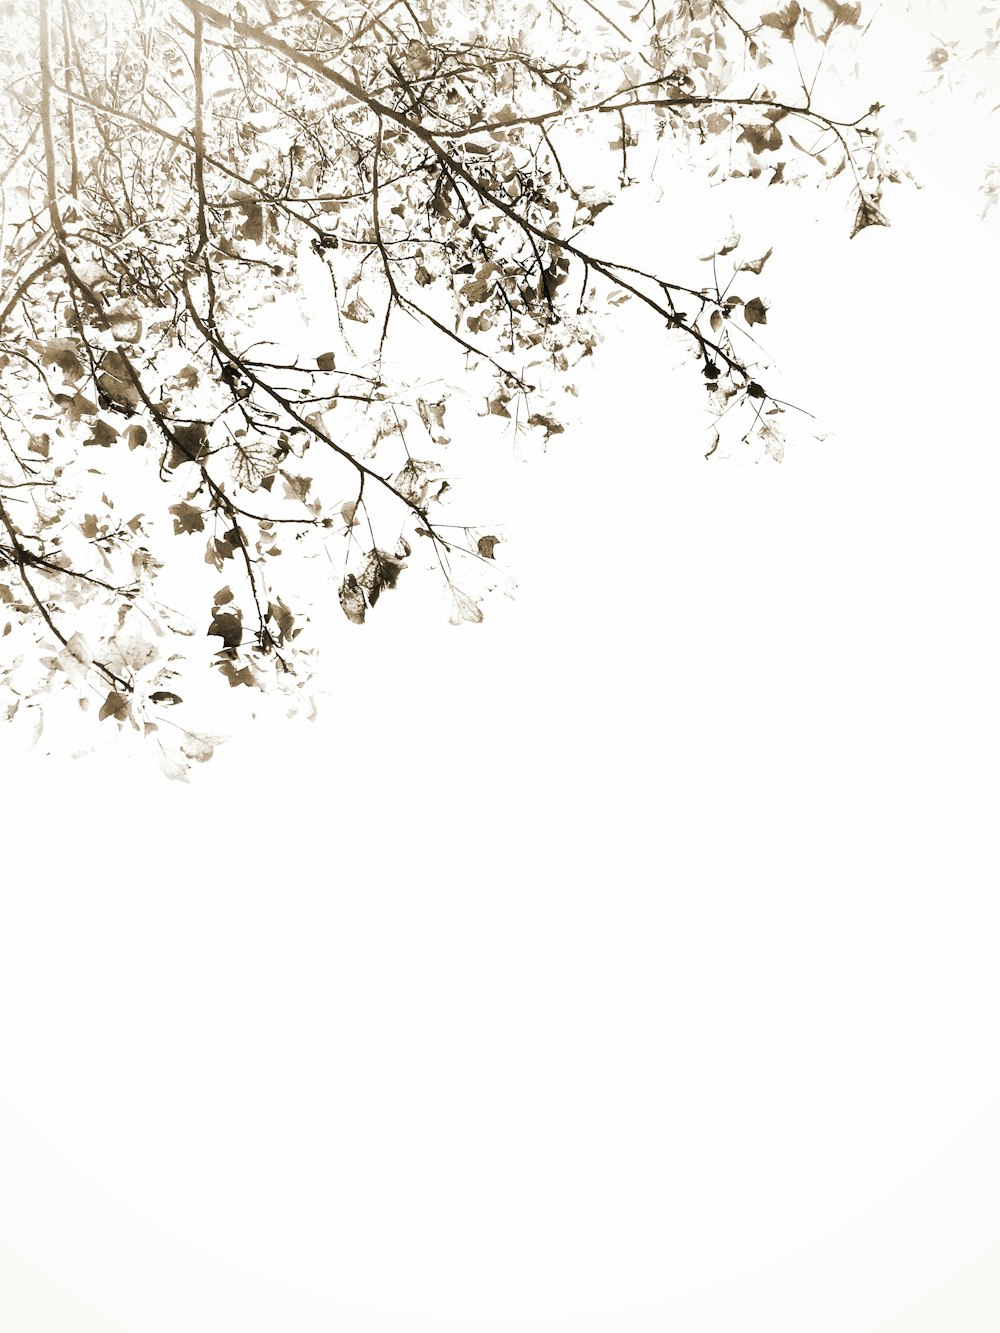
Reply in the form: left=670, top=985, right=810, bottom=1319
left=191, top=6, right=211, bottom=257
left=0, top=257, right=60, bottom=335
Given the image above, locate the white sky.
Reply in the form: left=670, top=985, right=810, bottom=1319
left=3, top=2, right=1000, bottom=1330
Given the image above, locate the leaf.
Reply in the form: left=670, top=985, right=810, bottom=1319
left=149, top=690, right=183, bottom=705
left=718, top=230, right=741, bottom=256
left=267, top=597, right=297, bottom=641
left=231, top=434, right=279, bottom=492
left=357, top=548, right=406, bottom=607
left=760, top=1, right=801, bottom=40
left=208, top=609, right=243, bottom=649
left=84, top=418, right=119, bottom=447
left=417, top=397, right=450, bottom=445
left=316, top=351, right=337, bottom=371
left=460, top=264, right=498, bottom=304
left=738, top=248, right=774, bottom=275
left=167, top=422, right=210, bottom=468
left=395, top=458, right=442, bottom=506
left=41, top=337, right=84, bottom=381
left=97, top=350, right=140, bottom=411
left=65, top=631, right=92, bottom=665
left=527, top=413, right=565, bottom=441
left=124, top=424, right=147, bottom=450
left=449, top=589, right=483, bottom=625
left=744, top=297, right=768, bottom=327
left=700, top=230, right=740, bottom=260
left=218, top=659, right=254, bottom=688
left=180, top=733, right=222, bottom=763
left=99, top=690, right=130, bottom=722
left=850, top=195, right=890, bottom=239
left=281, top=472, right=313, bottom=503
left=158, top=748, right=190, bottom=782
left=113, top=624, right=158, bottom=672
left=738, top=122, right=783, bottom=154
left=477, top=535, right=500, bottom=559
left=108, top=305, right=143, bottom=343
left=60, top=392, right=99, bottom=423
left=170, top=501, right=206, bottom=535
left=238, top=202, right=265, bottom=243
left=820, top=0, right=861, bottom=27
left=343, top=293, right=374, bottom=322
left=339, top=573, right=366, bottom=624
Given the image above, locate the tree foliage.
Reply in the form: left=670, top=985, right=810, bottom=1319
left=918, top=0, right=1000, bottom=218
left=0, top=0, right=907, bottom=774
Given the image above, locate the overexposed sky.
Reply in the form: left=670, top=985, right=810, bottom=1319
left=2, top=2, right=1000, bottom=1329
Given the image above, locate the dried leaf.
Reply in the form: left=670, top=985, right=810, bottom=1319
left=180, top=733, right=222, bottom=763
left=850, top=196, right=890, bottom=239
left=343, top=293, right=374, bottom=323
left=738, top=122, right=783, bottom=154
left=820, top=0, right=861, bottom=28
left=395, top=458, right=442, bottom=506
left=99, top=690, right=130, bottom=722
left=528, top=413, right=564, bottom=441
left=358, top=548, right=406, bottom=607
left=449, top=588, right=483, bottom=625
left=417, top=397, right=450, bottom=445
left=41, top=337, right=84, bottom=381
left=738, top=248, right=774, bottom=275
left=760, top=1, right=801, bottom=41
left=339, top=574, right=367, bottom=624
left=97, top=350, right=140, bottom=411
left=700, top=230, right=740, bottom=261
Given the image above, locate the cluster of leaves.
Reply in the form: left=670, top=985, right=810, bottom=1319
left=918, top=0, right=1000, bottom=218
left=0, top=0, right=906, bottom=773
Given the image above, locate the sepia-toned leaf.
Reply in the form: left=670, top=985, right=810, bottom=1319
left=449, top=589, right=484, bottom=625
left=760, top=1, right=801, bottom=41
left=339, top=573, right=366, bottom=624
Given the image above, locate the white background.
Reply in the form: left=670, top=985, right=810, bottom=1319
left=3, top=1, right=1000, bottom=1329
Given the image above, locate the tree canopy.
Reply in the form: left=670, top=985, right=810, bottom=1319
left=0, top=0, right=910, bottom=775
